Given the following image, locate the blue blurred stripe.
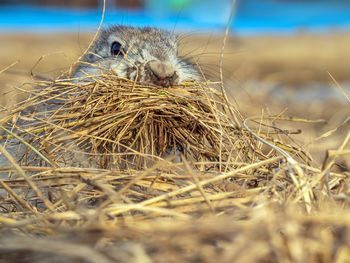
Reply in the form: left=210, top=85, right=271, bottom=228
left=1, top=2, right=350, bottom=34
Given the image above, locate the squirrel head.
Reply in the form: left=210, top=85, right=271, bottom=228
left=74, top=25, right=201, bottom=86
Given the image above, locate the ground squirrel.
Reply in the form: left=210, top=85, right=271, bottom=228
left=73, top=25, right=201, bottom=86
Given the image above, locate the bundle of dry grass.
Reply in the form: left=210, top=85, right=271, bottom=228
left=0, top=70, right=349, bottom=262
left=0, top=74, right=256, bottom=170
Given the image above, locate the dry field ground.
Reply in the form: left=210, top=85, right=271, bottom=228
left=0, top=31, right=349, bottom=262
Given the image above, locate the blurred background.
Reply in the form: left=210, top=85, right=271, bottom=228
left=0, top=0, right=349, bottom=166
left=1, top=0, right=350, bottom=33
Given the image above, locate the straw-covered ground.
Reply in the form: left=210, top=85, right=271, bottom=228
left=0, top=32, right=349, bottom=263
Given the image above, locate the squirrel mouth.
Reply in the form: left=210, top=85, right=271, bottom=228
left=151, top=73, right=179, bottom=87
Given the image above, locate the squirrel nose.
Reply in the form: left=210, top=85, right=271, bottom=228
left=148, top=60, right=178, bottom=87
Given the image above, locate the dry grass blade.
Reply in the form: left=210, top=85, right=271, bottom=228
left=0, top=61, right=19, bottom=75
left=328, top=71, right=350, bottom=103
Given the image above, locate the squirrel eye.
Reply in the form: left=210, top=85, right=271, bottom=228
left=111, top=41, right=124, bottom=55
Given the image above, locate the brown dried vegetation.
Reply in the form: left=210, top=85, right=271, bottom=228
left=0, top=33, right=349, bottom=263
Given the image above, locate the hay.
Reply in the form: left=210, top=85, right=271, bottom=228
left=0, top=71, right=349, bottom=262
left=1, top=74, right=255, bottom=170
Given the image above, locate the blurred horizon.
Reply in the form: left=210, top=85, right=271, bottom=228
left=1, top=0, right=350, bottom=34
